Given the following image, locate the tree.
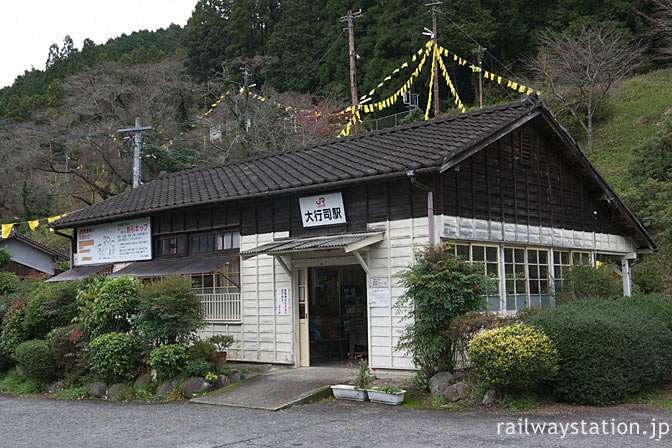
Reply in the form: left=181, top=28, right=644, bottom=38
left=524, top=24, right=644, bottom=153
left=640, top=0, right=672, bottom=60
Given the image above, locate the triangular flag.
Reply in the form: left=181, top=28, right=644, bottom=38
left=28, top=220, right=39, bottom=231
left=401, top=62, right=408, bottom=69
left=518, top=85, right=526, bottom=93
left=47, top=215, right=61, bottom=223
left=392, top=69, right=399, bottom=74
left=412, top=54, right=417, bottom=62
left=497, top=76, right=502, bottom=84
left=512, top=82, right=518, bottom=90
left=1, top=224, right=13, bottom=239
left=384, top=76, right=391, bottom=81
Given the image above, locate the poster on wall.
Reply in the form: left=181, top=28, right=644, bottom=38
left=77, top=217, right=151, bottom=265
left=368, top=288, right=390, bottom=307
left=276, top=287, right=289, bottom=315
left=299, top=192, right=347, bottom=227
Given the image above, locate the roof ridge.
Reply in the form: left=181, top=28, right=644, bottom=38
left=141, top=99, right=535, bottom=186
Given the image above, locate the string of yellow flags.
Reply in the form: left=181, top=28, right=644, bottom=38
left=338, top=43, right=433, bottom=137
left=205, top=87, right=316, bottom=118
left=436, top=45, right=541, bottom=97
left=2, top=214, right=68, bottom=239
left=436, top=48, right=467, bottom=113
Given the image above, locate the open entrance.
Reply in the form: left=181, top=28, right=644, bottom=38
left=299, top=265, right=368, bottom=367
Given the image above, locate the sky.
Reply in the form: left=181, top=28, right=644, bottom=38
left=0, top=0, right=196, bottom=88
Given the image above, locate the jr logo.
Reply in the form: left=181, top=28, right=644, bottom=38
left=315, top=197, right=326, bottom=208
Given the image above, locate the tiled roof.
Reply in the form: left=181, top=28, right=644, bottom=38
left=241, top=231, right=384, bottom=256
left=53, top=100, right=537, bottom=228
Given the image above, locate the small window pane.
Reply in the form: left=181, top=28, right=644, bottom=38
left=506, top=295, right=516, bottom=311
left=561, top=252, right=569, bottom=265
left=206, top=235, right=214, bottom=251
left=456, top=245, right=469, bottom=259
left=514, top=249, right=524, bottom=263
left=528, top=250, right=537, bottom=263
left=504, top=248, right=513, bottom=262
left=486, top=246, right=497, bottom=262
left=539, top=251, right=547, bottom=264
left=223, top=232, right=232, bottom=249
left=541, top=295, right=552, bottom=309
left=487, top=296, right=500, bottom=312
left=472, top=246, right=485, bottom=261
left=191, top=236, right=199, bottom=252
left=232, top=231, right=240, bottom=248
left=516, top=295, right=526, bottom=310
left=487, top=263, right=498, bottom=276
left=216, top=234, right=223, bottom=251
left=530, top=295, right=541, bottom=308
left=176, top=237, right=184, bottom=254
left=203, top=274, right=213, bottom=288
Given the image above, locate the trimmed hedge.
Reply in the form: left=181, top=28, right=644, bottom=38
left=527, top=299, right=672, bottom=405
left=15, top=340, right=53, bottom=382
left=468, top=324, right=559, bottom=390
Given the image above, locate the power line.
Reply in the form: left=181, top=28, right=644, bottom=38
left=285, top=29, right=346, bottom=93
left=142, top=142, right=215, bottom=165
left=436, top=9, right=523, bottom=84
left=0, top=120, right=115, bottom=139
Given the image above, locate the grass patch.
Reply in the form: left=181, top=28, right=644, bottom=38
left=0, top=371, right=45, bottom=395
left=497, top=391, right=543, bottom=412
left=630, top=382, right=672, bottom=409
left=53, top=384, right=90, bottom=400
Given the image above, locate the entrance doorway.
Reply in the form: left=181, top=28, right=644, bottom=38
left=297, top=265, right=368, bottom=367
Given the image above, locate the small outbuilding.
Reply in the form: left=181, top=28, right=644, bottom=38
left=0, top=230, right=68, bottom=278
left=50, top=99, right=655, bottom=373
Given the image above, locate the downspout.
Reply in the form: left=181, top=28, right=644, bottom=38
left=407, top=170, right=435, bottom=246
left=52, top=227, right=74, bottom=267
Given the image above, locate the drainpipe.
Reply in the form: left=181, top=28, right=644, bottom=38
left=52, top=227, right=74, bottom=267
left=407, top=170, right=435, bottom=246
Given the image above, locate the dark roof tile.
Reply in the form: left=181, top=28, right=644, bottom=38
left=54, top=100, right=535, bottom=228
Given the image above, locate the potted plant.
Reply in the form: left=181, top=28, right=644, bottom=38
left=366, top=385, right=406, bottom=405
left=331, top=358, right=370, bottom=401
left=208, top=335, right=235, bottom=366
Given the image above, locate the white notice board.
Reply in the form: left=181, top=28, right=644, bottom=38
left=77, top=217, right=151, bottom=265
left=276, top=287, right=289, bottom=315
left=368, top=288, right=390, bottom=307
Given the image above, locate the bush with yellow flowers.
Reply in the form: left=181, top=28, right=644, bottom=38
left=468, top=324, right=559, bottom=390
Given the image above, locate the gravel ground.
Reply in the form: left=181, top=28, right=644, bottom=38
left=3, top=393, right=672, bottom=447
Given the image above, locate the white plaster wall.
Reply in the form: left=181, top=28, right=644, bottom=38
left=1, top=239, right=56, bottom=275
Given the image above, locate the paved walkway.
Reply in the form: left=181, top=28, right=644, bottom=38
left=3, top=393, right=672, bottom=447
left=192, top=365, right=355, bottom=410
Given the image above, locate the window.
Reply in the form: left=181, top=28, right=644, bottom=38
left=191, top=234, right=214, bottom=254
left=450, top=243, right=501, bottom=312
left=191, top=258, right=241, bottom=322
left=215, top=231, right=240, bottom=251
left=553, top=250, right=591, bottom=289
left=155, top=236, right=185, bottom=257
left=527, top=249, right=550, bottom=309
left=504, top=247, right=527, bottom=311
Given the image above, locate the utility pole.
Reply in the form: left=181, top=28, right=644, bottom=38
left=341, top=9, right=362, bottom=134
left=242, top=65, right=250, bottom=132
left=427, top=1, right=442, bottom=118
left=473, top=45, right=486, bottom=108
left=118, top=118, right=152, bottom=189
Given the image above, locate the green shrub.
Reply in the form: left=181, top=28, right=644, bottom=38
left=186, top=340, right=218, bottom=369
left=48, top=324, right=85, bottom=375
left=0, top=370, right=45, bottom=394
left=14, top=340, right=53, bottom=382
left=0, top=297, right=28, bottom=357
left=0, top=248, right=10, bottom=267
left=149, top=344, right=187, bottom=381
left=468, top=324, right=559, bottom=390
left=527, top=300, right=672, bottom=405
left=448, top=311, right=516, bottom=369
left=76, top=276, right=139, bottom=338
left=554, top=265, right=621, bottom=303
left=136, top=275, right=205, bottom=346
left=183, top=360, right=210, bottom=378
left=622, top=294, right=672, bottom=331
left=88, top=332, right=141, bottom=383
left=22, top=281, right=80, bottom=339
left=395, top=244, right=494, bottom=387
left=0, top=272, right=20, bottom=295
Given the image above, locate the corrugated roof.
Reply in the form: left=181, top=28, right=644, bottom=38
left=108, top=253, right=238, bottom=277
left=241, top=232, right=384, bottom=256
left=45, top=264, right=112, bottom=282
left=53, top=101, right=536, bottom=228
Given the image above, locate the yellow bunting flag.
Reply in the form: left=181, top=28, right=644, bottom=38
left=412, top=54, right=417, bottom=62
left=28, top=220, right=39, bottom=231
left=511, top=82, right=518, bottom=90
left=1, top=224, right=13, bottom=239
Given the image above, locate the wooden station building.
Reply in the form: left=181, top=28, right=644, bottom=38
left=50, top=99, right=655, bottom=372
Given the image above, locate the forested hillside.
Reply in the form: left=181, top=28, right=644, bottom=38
left=0, top=0, right=670, bottom=290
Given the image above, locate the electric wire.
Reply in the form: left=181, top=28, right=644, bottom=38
left=0, top=120, right=115, bottom=139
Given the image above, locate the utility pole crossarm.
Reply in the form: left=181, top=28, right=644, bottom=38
left=117, top=118, right=153, bottom=189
